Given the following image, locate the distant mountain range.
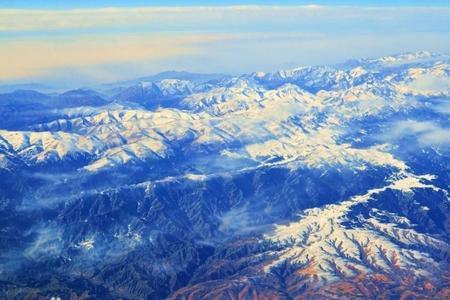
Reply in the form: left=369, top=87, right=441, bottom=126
left=0, top=51, right=449, bottom=299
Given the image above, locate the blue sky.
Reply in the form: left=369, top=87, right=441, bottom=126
left=2, top=0, right=450, bottom=8
left=0, top=1, right=449, bottom=87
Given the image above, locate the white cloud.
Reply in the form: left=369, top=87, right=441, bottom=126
left=0, top=33, right=215, bottom=80
left=0, top=5, right=448, bottom=32
left=0, top=6, right=325, bottom=32
left=388, top=120, right=450, bottom=148
left=0, top=31, right=322, bottom=81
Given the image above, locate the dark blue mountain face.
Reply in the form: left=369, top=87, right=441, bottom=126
left=0, top=89, right=110, bottom=130
left=1, top=52, right=450, bottom=299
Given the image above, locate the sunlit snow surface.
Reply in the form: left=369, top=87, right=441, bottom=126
left=264, top=173, right=446, bottom=280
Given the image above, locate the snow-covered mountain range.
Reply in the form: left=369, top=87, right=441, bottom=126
left=0, top=52, right=449, bottom=299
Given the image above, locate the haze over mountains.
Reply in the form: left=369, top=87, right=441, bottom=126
left=0, top=51, right=450, bottom=299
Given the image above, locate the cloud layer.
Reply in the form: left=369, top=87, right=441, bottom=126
left=1, top=5, right=449, bottom=84
left=387, top=120, right=450, bottom=148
